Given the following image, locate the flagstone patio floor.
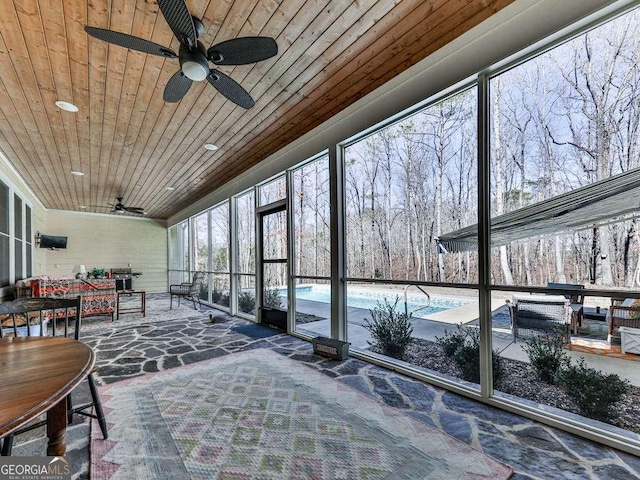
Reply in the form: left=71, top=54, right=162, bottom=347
left=9, top=294, right=640, bottom=479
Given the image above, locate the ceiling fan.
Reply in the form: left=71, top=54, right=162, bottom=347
left=84, top=0, right=278, bottom=108
left=108, top=197, right=145, bottom=215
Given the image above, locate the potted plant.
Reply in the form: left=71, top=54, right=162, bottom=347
left=89, top=268, right=107, bottom=279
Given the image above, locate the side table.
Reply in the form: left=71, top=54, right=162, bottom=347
left=116, top=290, right=146, bottom=320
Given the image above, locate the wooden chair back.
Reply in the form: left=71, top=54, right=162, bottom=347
left=0, top=296, right=82, bottom=340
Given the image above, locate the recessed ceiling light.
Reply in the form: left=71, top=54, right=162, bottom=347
left=204, top=143, right=218, bottom=151
left=55, top=101, right=78, bottom=112
left=70, top=170, right=84, bottom=176
left=165, top=186, right=175, bottom=191
left=79, top=205, right=87, bottom=209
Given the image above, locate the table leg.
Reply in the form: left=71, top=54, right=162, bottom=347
left=142, top=292, right=146, bottom=317
left=46, top=398, right=67, bottom=456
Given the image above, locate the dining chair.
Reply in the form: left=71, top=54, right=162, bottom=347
left=170, top=271, right=205, bottom=310
left=0, top=296, right=108, bottom=456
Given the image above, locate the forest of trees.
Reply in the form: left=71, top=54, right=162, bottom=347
left=344, top=8, right=640, bottom=288
left=175, top=7, right=640, bottom=298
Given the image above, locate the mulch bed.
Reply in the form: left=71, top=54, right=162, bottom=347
left=399, top=338, right=640, bottom=434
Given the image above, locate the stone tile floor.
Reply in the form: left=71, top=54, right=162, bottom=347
left=9, top=294, right=640, bottom=479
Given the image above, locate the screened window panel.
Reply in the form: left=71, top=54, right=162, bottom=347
left=14, top=238, right=22, bottom=280
left=0, top=180, right=8, bottom=235
left=0, top=235, right=8, bottom=287
left=236, top=191, right=256, bottom=275
left=14, top=194, right=22, bottom=240
left=25, top=205, right=31, bottom=241
left=259, top=176, right=286, bottom=206
left=26, top=243, right=32, bottom=278
left=210, top=203, right=230, bottom=272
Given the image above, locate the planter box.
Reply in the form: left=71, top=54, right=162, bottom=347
left=619, top=326, right=640, bottom=355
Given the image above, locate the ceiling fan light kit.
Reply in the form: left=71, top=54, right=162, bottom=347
left=84, top=0, right=278, bottom=107
left=179, top=43, right=210, bottom=81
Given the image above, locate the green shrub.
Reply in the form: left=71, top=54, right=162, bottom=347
left=521, top=334, right=570, bottom=384
left=210, top=288, right=230, bottom=307
left=556, top=358, right=630, bottom=422
left=450, top=327, right=503, bottom=384
left=364, top=297, right=414, bottom=359
left=238, top=291, right=256, bottom=313
left=264, top=289, right=283, bottom=309
left=435, top=324, right=468, bottom=357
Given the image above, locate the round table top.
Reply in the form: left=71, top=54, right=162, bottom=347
left=0, top=336, right=95, bottom=436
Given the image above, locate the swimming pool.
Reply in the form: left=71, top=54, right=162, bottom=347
left=281, top=285, right=468, bottom=318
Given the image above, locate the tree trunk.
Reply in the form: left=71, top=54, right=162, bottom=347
left=554, top=236, right=566, bottom=283
left=492, top=85, right=514, bottom=284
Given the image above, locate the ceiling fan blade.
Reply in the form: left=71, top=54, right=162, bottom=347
left=157, top=0, right=196, bottom=47
left=207, top=37, right=278, bottom=65
left=84, top=26, right=177, bottom=58
left=164, top=70, right=193, bottom=103
left=207, top=69, right=255, bottom=109
left=125, top=206, right=145, bottom=212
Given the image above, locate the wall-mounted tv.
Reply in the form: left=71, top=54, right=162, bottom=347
left=39, top=234, right=67, bottom=249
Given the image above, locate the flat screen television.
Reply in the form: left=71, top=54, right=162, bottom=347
left=39, top=234, right=67, bottom=249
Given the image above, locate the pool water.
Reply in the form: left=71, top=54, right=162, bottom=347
left=282, top=285, right=468, bottom=318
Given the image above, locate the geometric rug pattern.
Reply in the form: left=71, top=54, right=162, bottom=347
left=92, top=349, right=512, bottom=479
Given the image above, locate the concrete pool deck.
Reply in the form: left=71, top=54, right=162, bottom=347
left=292, top=297, right=640, bottom=386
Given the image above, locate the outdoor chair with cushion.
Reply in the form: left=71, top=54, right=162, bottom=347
left=0, top=296, right=108, bottom=455
left=170, top=271, right=205, bottom=310
left=506, top=294, right=571, bottom=344
left=607, top=297, right=640, bottom=343
left=547, top=282, right=585, bottom=333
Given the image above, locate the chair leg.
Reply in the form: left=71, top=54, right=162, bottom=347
left=170, top=294, right=173, bottom=310
left=87, top=374, right=108, bottom=440
left=191, top=295, right=197, bottom=311
left=1, top=435, right=13, bottom=456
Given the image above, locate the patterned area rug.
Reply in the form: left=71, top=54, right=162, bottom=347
left=91, top=349, right=512, bottom=479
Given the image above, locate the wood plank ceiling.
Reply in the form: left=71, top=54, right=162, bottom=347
left=0, top=0, right=514, bottom=219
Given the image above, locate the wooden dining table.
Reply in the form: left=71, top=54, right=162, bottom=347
left=0, top=336, right=95, bottom=456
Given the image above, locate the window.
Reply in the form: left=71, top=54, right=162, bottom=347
left=291, top=154, right=331, bottom=332
left=0, top=180, right=32, bottom=287
left=0, top=180, right=8, bottom=287
left=168, top=221, right=189, bottom=285
left=488, top=7, right=640, bottom=434
left=344, top=88, right=478, bottom=283
left=259, top=176, right=286, bottom=206
left=235, top=191, right=256, bottom=316
left=14, top=194, right=23, bottom=281
left=210, top=202, right=230, bottom=309
left=25, top=205, right=32, bottom=278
